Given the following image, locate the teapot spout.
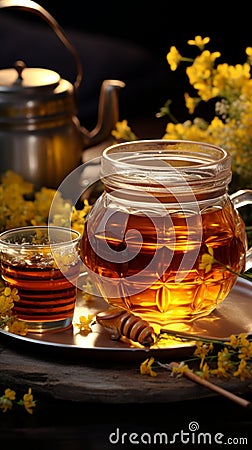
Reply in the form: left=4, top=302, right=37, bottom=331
left=80, top=79, right=125, bottom=149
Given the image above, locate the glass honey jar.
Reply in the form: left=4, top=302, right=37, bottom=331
left=81, top=140, right=252, bottom=332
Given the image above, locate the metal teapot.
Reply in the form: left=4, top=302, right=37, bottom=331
left=0, top=0, right=125, bottom=189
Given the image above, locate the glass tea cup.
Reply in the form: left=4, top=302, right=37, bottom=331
left=81, top=139, right=252, bottom=333
left=0, top=225, right=81, bottom=333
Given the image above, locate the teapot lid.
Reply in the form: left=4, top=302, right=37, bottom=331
left=0, top=60, right=60, bottom=92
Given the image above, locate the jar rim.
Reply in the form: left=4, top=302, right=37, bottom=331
left=0, top=225, right=81, bottom=249
left=102, top=139, right=230, bottom=171
left=101, top=140, right=231, bottom=195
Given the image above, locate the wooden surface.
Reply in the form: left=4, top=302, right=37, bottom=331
left=0, top=334, right=251, bottom=405
left=1, top=335, right=252, bottom=450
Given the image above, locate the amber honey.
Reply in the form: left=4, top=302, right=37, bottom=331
left=80, top=139, right=250, bottom=332
left=82, top=199, right=246, bottom=331
left=1, top=261, right=80, bottom=323
left=0, top=226, right=81, bottom=332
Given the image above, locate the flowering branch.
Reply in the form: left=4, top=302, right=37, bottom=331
left=157, top=361, right=251, bottom=408
left=140, top=332, right=252, bottom=407
left=111, top=35, right=252, bottom=190
left=0, top=387, right=36, bottom=414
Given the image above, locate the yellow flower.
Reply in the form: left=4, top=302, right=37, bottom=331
left=186, top=50, right=221, bottom=101
left=171, top=361, right=190, bottom=377
left=0, top=388, right=16, bottom=413
left=214, top=63, right=251, bottom=98
left=151, top=332, right=251, bottom=385
left=161, top=36, right=252, bottom=184
left=140, top=357, right=157, bottom=377
left=0, top=285, right=20, bottom=318
left=239, top=341, right=252, bottom=360
left=0, top=294, right=14, bottom=315
left=246, top=47, right=252, bottom=56
left=111, top=119, right=137, bottom=141
left=196, top=362, right=210, bottom=380
left=184, top=92, right=201, bottom=114
left=75, top=314, right=95, bottom=335
left=187, top=36, right=210, bottom=50
left=166, top=46, right=183, bottom=71
left=194, top=341, right=214, bottom=369
left=227, top=333, right=249, bottom=349
left=0, top=397, right=13, bottom=413
left=0, top=387, right=37, bottom=414
left=8, top=319, right=28, bottom=336
left=4, top=388, right=16, bottom=401
left=0, top=170, right=90, bottom=233
left=22, top=388, right=36, bottom=415
left=233, top=359, right=251, bottom=381
left=212, top=347, right=236, bottom=378
left=199, top=246, right=214, bottom=273
left=163, top=119, right=209, bottom=142
left=201, top=362, right=210, bottom=380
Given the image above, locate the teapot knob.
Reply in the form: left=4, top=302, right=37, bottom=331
left=14, top=60, right=26, bottom=81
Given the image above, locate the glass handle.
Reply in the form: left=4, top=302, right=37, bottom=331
left=230, top=189, right=252, bottom=271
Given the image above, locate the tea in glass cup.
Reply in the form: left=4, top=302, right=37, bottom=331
left=0, top=226, right=81, bottom=332
left=81, top=139, right=252, bottom=333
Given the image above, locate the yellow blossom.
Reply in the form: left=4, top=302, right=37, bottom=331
left=233, top=359, right=251, bottom=381
left=4, top=388, right=16, bottom=401
left=0, top=285, right=21, bottom=327
left=246, top=46, right=252, bottom=64
left=214, top=63, right=251, bottom=99
left=0, top=170, right=90, bottom=234
left=238, top=342, right=252, bottom=360
left=227, top=333, right=249, bottom=349
left=187, top=36, right=210, bottom=50
left=163, top=119, right=209, bottom=142
left=0, top=387, right=37, bottom=414
left=186, top=50, right=221, bottom=101
left=0, top=293, right=14, bottom=315
left=196, top=362, right=210, bottom=380
left=171, top=361, right=190, bottom=377
left=0, top=397, right=13, bottom=412
left=0, top=388, right=16, bottom=412
left=111, top=120, right=137, bottom=141
left=75, top=314, right=95, bottom=335
left=140, top=357, right=157, bottom=377
left=166, top=46, right=183, bottom=71
left=8, top=319, right=28, bottom=336
left=199, top=246, right=214, bottom=273
left=160, top=36, right=252, bottom=184
left=184, top=92, right=201, bottom=114
left=211, top=347, right=236, bottom=379
left=194, top=341, right=214, bottom=369
left=22, top=388, right=36, bottom=414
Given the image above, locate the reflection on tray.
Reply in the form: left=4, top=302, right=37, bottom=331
left=0, top=278, right=252, bottom=361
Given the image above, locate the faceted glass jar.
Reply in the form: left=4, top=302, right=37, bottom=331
left=81, top=140, right=251, bottom=333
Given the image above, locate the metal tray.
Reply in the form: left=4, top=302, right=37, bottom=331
left=0, top=278, right=252, bottom=362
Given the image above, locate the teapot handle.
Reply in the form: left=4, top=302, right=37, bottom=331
left=230, top=189, right=252, bottom=271
left=0, top=0, right=83, bottom=91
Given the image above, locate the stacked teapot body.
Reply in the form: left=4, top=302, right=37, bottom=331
left=0, top=1, right=124, bottom=190
left=0, top=72, right=83, bottom=190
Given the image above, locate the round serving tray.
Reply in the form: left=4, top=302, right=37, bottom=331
left=0, top=278, right=252, bottom=362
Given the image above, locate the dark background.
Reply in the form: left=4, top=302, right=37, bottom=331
left=24, top=1, right=252, bottom=60
left=1, top=1, right=252, bottom=137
